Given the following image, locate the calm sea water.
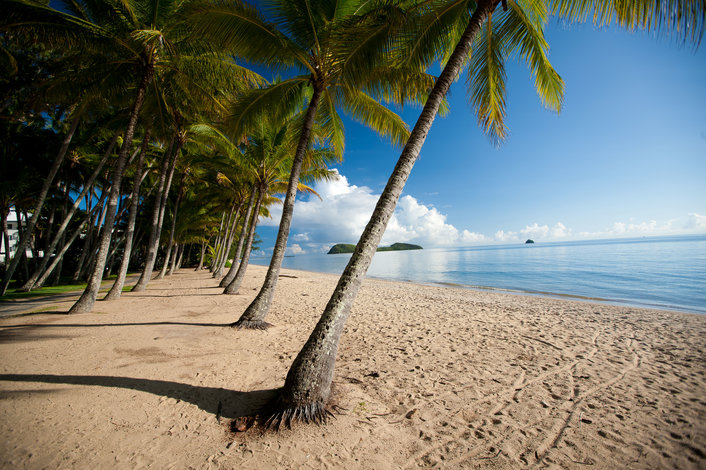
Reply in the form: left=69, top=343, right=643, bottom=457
left=251, top=235, right=706, bottom=314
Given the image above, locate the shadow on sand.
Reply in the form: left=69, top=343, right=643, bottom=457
left=0, top=373, right=276, bottom=421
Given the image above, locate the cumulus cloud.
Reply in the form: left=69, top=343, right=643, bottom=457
left=261, top=170, right=487, bottom=252
left=259, top=170, right=705, bottom=254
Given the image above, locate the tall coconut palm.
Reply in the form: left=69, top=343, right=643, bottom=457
left=189, top=0, right=439, bottom=329
left=263, top=0, right=706, bottom=428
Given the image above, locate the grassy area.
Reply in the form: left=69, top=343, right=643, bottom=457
left=0, top=275, right=135, bottom=301
left=0, top=283, right=88, bottom=301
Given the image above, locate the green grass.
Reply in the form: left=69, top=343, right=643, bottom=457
left=1, top=276, right=135, bottom=301
left=0, top=283, right=88, bottom=301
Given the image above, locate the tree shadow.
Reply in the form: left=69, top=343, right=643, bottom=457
left=125, top=293, right=224, bottom=298
left=0, top=373, right=277, bottom=420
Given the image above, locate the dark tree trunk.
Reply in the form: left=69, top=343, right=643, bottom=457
left=210, top=211, right=226, bottom=273
left=221, top=189, right=255, bottom=289
left=263, top=0, right=498, bottom=427
left=224, top=185, right=263, bottom=299
left=234, top=85, right=324, bottom=328
left=214, top=200, right=241, bottom=278
left=158, top=171, right=185, bottom=279
left=0, top=112, right=81, bottom=295
left=72, top=193, right=95, bottom=282
left=131, top=132, right=180, bottom=291
left=196, top=240, right=208, bottom=271
left=69, top=62, right=154, bottom=313
left=213, top=200, right=238, bottom=277
left=218, top=204, right=247, bottom=288
left=104, top=128, right=150, bottom=300
left=20, top=132, right=118, bottom=291
left=34, top=193, right=104, bottom=289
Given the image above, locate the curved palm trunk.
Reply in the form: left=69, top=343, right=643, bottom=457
left=104, top=129, right=150, bottom=300
left=34, top=195, right=102, bottom=288
left=209, top=212, right=226, bottom=273
left=157, top=175, right=185, bottom=280
left=131, top=134, right=180, bottom=291
left=234, top=85, right=324, bottom=328
left=69, top=63, right=154, bottom=314
left=221, top=191, right=255, bottom=287
left=19, top=132, right=119, bottom=292
left=0, top=113, right=81, bottom=296
left=196, top=240, right=208, bottom=271
left=263, top=0, right=498, bottom=427
left=212, top=200, right=238, bottom=278
left=218, top=207, right=247, bottom=288
left=223, top=185, right=263, bottom=298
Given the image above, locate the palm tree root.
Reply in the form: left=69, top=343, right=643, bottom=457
left=260, top=400, right=333, bottom=430
left=230, top=319, right=273, bottom=330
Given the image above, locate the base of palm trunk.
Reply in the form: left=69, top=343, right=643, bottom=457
left=230, top=319, right=273, bottom=330
left=103, top=290, right=121, bottom=301
left=260, top=399, right=333, bottom=430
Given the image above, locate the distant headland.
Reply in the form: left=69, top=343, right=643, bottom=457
left=525, top=239, right=535, bottom=244
left=327, top=242, right=423, bottom=254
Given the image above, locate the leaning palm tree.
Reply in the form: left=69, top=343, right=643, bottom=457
left=262, top=0, right=706, bottom=428
left=189, top=0, right=438, bottom=328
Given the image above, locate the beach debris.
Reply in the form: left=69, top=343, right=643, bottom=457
left=540, top=400, right=549, bottom=408
left=365, top=371, right=380, bottom=378
left=231, top=416, right=255, bottom=432
left=405, top=409, right=417, bottom=419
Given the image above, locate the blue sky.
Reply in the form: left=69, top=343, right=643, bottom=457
left=257, top=20, right=706, bottom=255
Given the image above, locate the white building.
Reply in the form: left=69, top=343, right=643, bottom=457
left=1, top=212, right=34, bottom=264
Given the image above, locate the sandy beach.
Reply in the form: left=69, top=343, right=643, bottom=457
left=0, top=265, right=704, bottom=469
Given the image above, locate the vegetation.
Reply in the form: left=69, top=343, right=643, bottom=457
left=328, top=242, right=422, bottom=254
left=1, top=0, right=703, bottom=434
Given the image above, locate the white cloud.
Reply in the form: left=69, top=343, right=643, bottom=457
left=684, top=213, right=706, bottom=230
left=259, top=170, right=706, bottom=253
left=287, top=244, right=306, bottom=255
left=261, top=170, right=487, bottom=250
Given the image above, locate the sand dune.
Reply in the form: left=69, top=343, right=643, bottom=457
left=1, top=266, right=704, bottom=469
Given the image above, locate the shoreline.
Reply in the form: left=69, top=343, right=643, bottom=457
left=1, top=266, right=705, bottom=468
left=250, top=261, right=706, bottom=316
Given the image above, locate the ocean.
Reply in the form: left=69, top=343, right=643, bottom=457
left=251, top=235, right=706, bottom=314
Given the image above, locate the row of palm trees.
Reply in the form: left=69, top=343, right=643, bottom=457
left=2, top=0, right=703, bottom=429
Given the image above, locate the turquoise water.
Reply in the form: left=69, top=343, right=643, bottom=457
left=251, top=235, right=706, bottom=314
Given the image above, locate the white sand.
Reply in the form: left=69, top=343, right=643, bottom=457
left=1, top=266, right=704, bottom=469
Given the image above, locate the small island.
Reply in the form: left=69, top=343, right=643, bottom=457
left=327, top=242, right=423, bottom=254
left=525, top=239, right=535, bottom=244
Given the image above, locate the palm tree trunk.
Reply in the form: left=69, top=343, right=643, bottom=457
left=263, top=0, right=499, bottom=427
left=221, top=189, right=255, bottom=289
left=215, top=200, right=242, bottom=278
left=157, top=172, right=185, bottom=279
left=218, top=203, right=248, bottom=288
left=210, top=211, right=226, bottom=273
left=69, top=62, right=155, bottom=313
left=0, top=112, right=81, bottom=295
left=34, top=192, right=105, bottom=289
left=176, top=243, right=185, bottom=269
left=224, top=185, right=263, bottom=297
left=212, top=200, right=237, bottom=278
left=234, top=85, right=324, bottom=328
left=72, top=193, right=96, bottom=282
left=104, top=128, right=150, bottom=300
left=19, top=132, right=119, bottom=291
left=131, top=132, right=180, bottom=291
left=196, top=240, right=208, bottom=271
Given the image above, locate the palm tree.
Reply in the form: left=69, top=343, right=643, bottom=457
left=263, top=0, right=706, bottom=428
left=189, top=0, right=439, bottom=328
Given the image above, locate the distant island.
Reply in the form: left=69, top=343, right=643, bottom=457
left=525, top=239, right=535, bottom=244
left=327, top=242, right=423, bottom=254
